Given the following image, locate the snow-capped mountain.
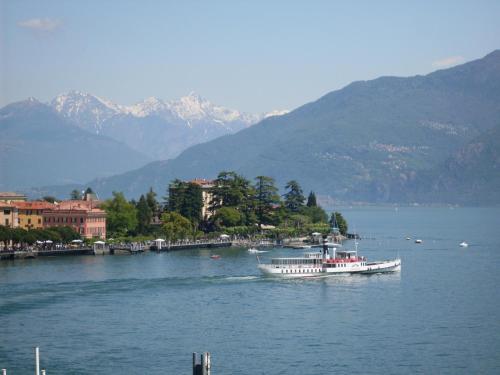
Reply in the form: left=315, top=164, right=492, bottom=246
left=51, top=91, right=124, bottom=133
left=50, top=91, right=287, bottom=160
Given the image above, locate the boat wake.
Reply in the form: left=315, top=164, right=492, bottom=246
left=224, top=275, right=260, bottom=282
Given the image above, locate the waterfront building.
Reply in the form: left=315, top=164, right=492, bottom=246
left=0, top=203, right=19, bottom=228
left=0, top=192, right=27, bottom=204
left=190, top=178, right=215, bottom=219
left=43, top=201, right=106, bottom=239
left=13, top=201, right=55, bottom=230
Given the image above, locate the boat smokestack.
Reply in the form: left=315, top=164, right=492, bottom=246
left=322, top=235, right=328, bottom=259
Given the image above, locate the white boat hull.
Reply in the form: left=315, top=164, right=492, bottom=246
left=258, top=258, right=401, bottom=277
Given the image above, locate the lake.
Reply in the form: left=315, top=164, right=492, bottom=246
left=1, top=206, right=499, bottom=374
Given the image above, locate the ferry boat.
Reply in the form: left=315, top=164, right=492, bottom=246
left=257, top=241, right=400, bottom=277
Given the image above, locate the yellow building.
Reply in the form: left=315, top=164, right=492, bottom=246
left=13, top=201, right=55, bottom=230
left=190, top=179, right=216, bottom=219
left=0, top=203, right=19, bottom=228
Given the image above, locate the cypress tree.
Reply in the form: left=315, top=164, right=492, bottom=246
left=306, top=191, right=317, bottom=207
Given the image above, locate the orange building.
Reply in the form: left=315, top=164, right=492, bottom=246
left=13, top=201, right=56, bottom=230
left=43, top=201, right=106, bottom=239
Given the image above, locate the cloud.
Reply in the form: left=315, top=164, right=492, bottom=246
left=17, top=18, right=61, bottom=32
left=432, top=56, right=464, bottom=68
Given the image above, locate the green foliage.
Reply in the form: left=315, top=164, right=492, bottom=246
left=254, top=176, right=280, bottom=227
left=85, top=187, right=94, bottom=194
left=101, top=192, right=138, bottom=236
left=136, top=194, right=153, bottom=234
left=70, top=189, right=81, bottom=200
left=330, top=211, right=348, bottom=235
left=306, top=191, right=317, bottom=207
left=42, top=196, right=58, bottom=203
left=47, top=226, right=81, bottom=242
left=167, top=180, right=203, bottom=224
left=161, top=211, right=192, bottom=241
left=146, top=187, right=160, bottom=216
left=213, top=207, right=242, bottom=227
left=283, top=180, right=305, bottom=212
left=301, top=205, right=328, bottom=223
left=211, top=171, right=253, bottom=209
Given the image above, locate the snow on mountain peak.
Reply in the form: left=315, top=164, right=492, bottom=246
left=125, top=97, right=168, bottom=117
left=51, top=90, right=288, bottom=134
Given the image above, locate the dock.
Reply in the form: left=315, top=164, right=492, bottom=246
left=151, top=240, right=232, bottom=251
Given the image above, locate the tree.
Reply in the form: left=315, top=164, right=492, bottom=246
left=330, top=212, right=348, bottom=235
left=70, top=189, right=81, bottom=200
left=254, top=176, right=280, bottom=227
left=213, top=207, right=242, bottom=227
left=146, top=187, right=160, bottom=216
left=283, top=180, right=305, bottom=212
left=48, top=226, right=80, bottom=243
left=161, top=211, right=192, bottom=242
left=101, top=192, right=138, bottom=236
left=301, top=206, right=328, bottom=223
left=211, top=171, right=252, bottom=209
left=136, top=194, right=153, bottom=234
left=306, top=191, right=317, bottom=207
left=10, top=227, right=27, bottom=247
left=0, top=225, right=11, bottom=250
left=85, top=187, right=94, bottom=194
left=167, top=181, right=203, bottom=225
left=42, top=196, right=58, bottom=203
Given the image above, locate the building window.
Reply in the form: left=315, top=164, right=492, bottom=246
left=38, top=218, right=41, bottom=224
left=3, top=210, right=10, bottom=215
left=28, top=218, right=31, bottom=224
left=5, top=219, right=9, bottom=226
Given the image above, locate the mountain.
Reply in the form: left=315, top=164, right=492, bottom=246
left=51, top=91, right=287, bottom=160
left=71, top=50, right=500, bottom=204
left=0, top=99, right=152, bottom=190
left=410, top=125, right=500, bottom=205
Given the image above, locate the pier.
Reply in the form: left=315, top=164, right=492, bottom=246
left=151, top=239, right=232, bottom=251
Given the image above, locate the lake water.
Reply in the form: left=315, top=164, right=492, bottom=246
left=1, top=206, right=499, bottom=374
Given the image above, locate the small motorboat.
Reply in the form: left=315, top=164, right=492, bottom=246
left=406, top=237, right=411, bottom=240
left=415, top=239, right=422, bottom=244
left=248, top=248, right=268, bottom=253
left=459, top=241, right=468, bottom=247
left=210, top=254, right=221, bottom=259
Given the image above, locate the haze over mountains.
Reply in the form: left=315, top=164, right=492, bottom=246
left=71, top=50, right=500, bottom=205
left=3, top=51, right=499, bottom=204
left=0, top=93, right=286, bottom=190
left=0, top=98, right=151, bottom=189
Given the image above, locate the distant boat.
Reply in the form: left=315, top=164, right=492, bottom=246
left=415, top=239, right=422, bottom=244
left=248, top=248, right=268, bottom=253
left=210, top=254, right=221, bottom=259
left=459, top=241, right=468, bottom=247
left=406, top=237, right=411, bottom=240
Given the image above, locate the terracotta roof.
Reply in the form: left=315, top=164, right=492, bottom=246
left=12, top=201, right=55, bottom=210
left=190, top=178, right=214, bottom=186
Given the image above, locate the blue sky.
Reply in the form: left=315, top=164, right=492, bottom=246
left=1, top=0, right=499, bottom=112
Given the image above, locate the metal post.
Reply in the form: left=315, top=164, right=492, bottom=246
left=34, top=347, right=40, bottom=375
left=2, top=369, right=7, bottom=375
left=41, top=371, right=46, bottom=375
left=193, top=352, right=197, bottom=375
left=202, top=352, right=211, bottom=375
left=205, top=352, right=211, bottom=375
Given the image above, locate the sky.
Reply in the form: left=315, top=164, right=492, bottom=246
left=1, top=0, right=499, bottom=113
